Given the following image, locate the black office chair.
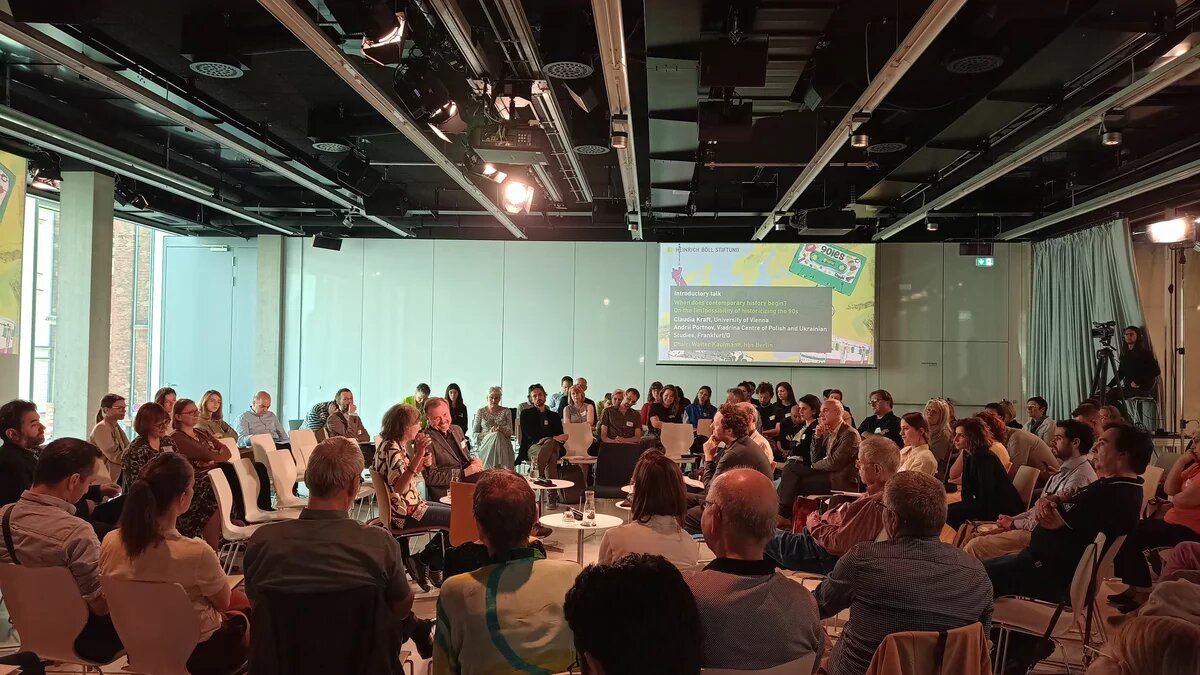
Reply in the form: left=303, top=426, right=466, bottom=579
left=592, top=443, right=643, bottom=499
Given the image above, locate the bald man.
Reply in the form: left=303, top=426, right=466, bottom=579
left=776, top=398, right=861, bottom=519
left=237, top=391, right=290, bottom=448
left=685, top=469, right=824, bottom=670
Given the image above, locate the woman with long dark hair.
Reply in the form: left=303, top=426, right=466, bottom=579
left=598, top=450, right=697, bottom=570
left=171, top=399, right=232, bottom=548
left=100, top=452, right=251, bottom=675
left=946, top=417, right=1024, bottom=529
left=445, top=383, right=469, bottom=432
left=90, top=393, right=130, bottom=484
left=152, top=387, right=177, bottom=433
left=641, top=381, right=664, bottom=429
left=1109, top=325, right=1160, bottom=405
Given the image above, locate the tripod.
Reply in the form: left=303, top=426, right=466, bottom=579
left=1091, top=345, right=1126, bottom=406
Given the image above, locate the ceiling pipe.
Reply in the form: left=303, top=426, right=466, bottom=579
left=256, top=0, right=525, bottom=239
left=0, top=13, right=410, bottom=237
left=876, top=41, right=1200, bottom=241
left=0, top=104, right=299, bottom=235
left=752, top=0, right=969, bottom=241
left=999, top=157, right=1200, bottom=241
left=592, top=0, right=643, bottom=240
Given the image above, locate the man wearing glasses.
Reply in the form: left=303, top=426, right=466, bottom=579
left=858, top=389, right=902, bottom=448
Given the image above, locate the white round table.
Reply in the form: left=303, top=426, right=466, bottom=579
left=527, top=478, right=574, bottom=513
left=438, top=495, right=452, bottom=505
left=621, top=484, right=634, bottom=494
left=538, top=513, right=623, bottom=562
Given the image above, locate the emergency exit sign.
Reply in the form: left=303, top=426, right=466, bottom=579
left=975, top=256, right=995, bottom=268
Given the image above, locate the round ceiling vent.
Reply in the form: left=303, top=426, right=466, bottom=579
left=945, top=54, right=1004, bottom=75
left=574, top=143, right=610, bottom=155
left=188, top=60, right=245, bottom=79
left=312, top=140, right=353, bottom=153
left=544, top=60, right=594, bottom=80
left=866, top=141, right=907, bottom=154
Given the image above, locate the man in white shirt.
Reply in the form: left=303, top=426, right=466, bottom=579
left=236, top=391, right=290, bottom=448
left=965, top=419, right=1098, bottom=560
left=1026, top=396, right=1055, bottom=446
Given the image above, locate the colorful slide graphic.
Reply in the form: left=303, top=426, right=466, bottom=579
left=657, top=243, right=876, bottom=366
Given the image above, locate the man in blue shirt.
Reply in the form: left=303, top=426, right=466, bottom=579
left=236, top=391, right=290, bottom=448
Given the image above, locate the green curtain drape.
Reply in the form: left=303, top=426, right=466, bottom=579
left=1027, top=219, right=1146, bottom=419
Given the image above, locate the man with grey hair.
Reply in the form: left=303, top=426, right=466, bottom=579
left=244, top=436, right=435, bottom=659
left=685, top=469, right=824, bottom=671
left=815, top=471, right=993, bottom=675
left=422, top=396, right=482, bottom=501
left=776, top=398, right=861, bottom=518
left=767, top=435, right=900, bottom=573
left=737, top=401, right=773, bottom=464
left=236, top=390, right=289, bottom=448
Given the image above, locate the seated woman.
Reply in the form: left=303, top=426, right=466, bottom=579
left=1105, top=325, right=1161, bottom=407
left=90, top=393, right=130, bottom=485
left=123, top=403, right=220, bottom=547
left=1085, top=616, right=1200, bottom=675
left=153, top=387, right=178, bottom=433
left=599, top=450, right=698, bottom=571
left=171, top=399, right=235, bottom=546
left=196, top=390, right=238, bottom=441
left=778, top=393, right=821, bottom=465
left=684, top=386, right=717, bottom=430
left=472, top=386, right=515, bottom=470
left=100, top=452, right=251, bottom=675
left=924, top=398, right=955, bottom=476
left=647, top=385, right=684, bottom=436
left=948, top=411, right=1013, bottom=484
left=898, top=412, right=938, bottom=476
left=946, top=417, right=1024, bottom=529
left=640, top=381, right=663, bottom=430
left=374, top=402, right=452, bottom=590
left=562, top=384, right=596, bottom=428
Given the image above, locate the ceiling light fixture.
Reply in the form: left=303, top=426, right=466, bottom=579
left=28, top=150, right=61, bottom=191
left=850, top=132, right=870, bottom=149
left=926, top=217, right=938, bottom=232
left=774, top=212, right=788, bottom=231
left=500, top=178, right=535, bottom=214
left=1147, top=217, right=1191, bottom=243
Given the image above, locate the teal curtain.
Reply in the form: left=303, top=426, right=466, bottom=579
left=1027, top=219, right=1146, bottom=419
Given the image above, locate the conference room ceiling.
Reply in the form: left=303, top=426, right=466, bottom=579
left=0, top=0, right=1197, bottom=243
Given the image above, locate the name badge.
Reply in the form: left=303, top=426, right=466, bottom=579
left=875, top=427, right=883, bottom=434
left=543, top=420, right=549, bottom=426
left=626, top=421, right=634, bottom=427
left=460, top=439, right=468, bottom=449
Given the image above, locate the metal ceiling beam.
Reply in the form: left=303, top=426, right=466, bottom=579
left=0, top=12, right=411, bottom=237
left=876, top=42, right=1200, bottom=241
left=257, top=0, right=525, bottom=239
left=752, top=0, right=968, bottom=240
left=0, top=104, right=299, bottom=235
left=999, top=157, right=1200, bottom=241
left=593, top=0, right=643, bottom=240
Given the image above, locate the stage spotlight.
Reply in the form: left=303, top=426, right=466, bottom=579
left=774, top=213, right=788, bottom=231
left=1147, top=217, right=1192, bottom=243
left=480, top=163, right=507, bottom=183
left=1101, top=129, right=1123, bottom=147
left=611, top=131, right=628, bottom=150
left=500, top=178, right=535, bottom=215
left=28, top=151, right=61, bottom=191
left=926, top=217, right=938, bottom=232
left=850, top=132, right=870, bottom=149
left=395, top=63, right=464, bottom=140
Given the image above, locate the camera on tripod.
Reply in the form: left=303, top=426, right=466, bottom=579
left=1091, top=320, right=1117, bottom=346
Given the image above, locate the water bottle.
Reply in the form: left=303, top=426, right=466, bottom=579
left=583, top=490, right=596, bottom=526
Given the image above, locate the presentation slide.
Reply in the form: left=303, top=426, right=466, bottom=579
left=657, top=243, right=877, bottom=366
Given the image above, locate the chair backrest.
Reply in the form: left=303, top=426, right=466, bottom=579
left=449, top=481, right=479, bottom=547
left=208, top=469, right=252, bottom=540
left=563, top=422, right=594, bottom=458
left=220, top=437, right=239, bottom=457
left=370, top=469, right=393, bottom=535
left=701, top=653, right=816, bottom=674
left=231, top=457, right=265, bottom=517
left=594, top=443, right=644, bottom=489
left=1141, top=465, right=1164, bottom=514
left=697, top=418, right=713, bottom=437
left=250, top=433, right=278, bottom=466
left=0, top=563, right=93, bottom=664
left=661, top=422, right=694, bottom=458
left=265, top=450, right=304, bottom=508
left=1068, top=533, right=1105, bottom=631
left=1096, top=534, right=1126, bottom=584
left=1011, top=465, right=1039, bottom=508
left=289, top=429, right=319, bottom=471
left=102, top=577, right=201, bottom=675
left=863, top=623, right=988, bottom=675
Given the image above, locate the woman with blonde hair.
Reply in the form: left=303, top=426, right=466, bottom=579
left=924, top=398, right=954, bottom=468
left=196, top=390, right=237, bottom=440
left=1086, top=616, right=1200, bottom=674
left=472, top=386, right=515, bottom=469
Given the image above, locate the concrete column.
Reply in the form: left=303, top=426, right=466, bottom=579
left=52, top=172, right=114, bottom=438
left=255, top=234, right=284, bottom=406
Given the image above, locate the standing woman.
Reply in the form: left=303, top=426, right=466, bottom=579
left=946, top=417, right=1024, bottom=529
left=641, top=382, right=664, bottom=429
left=445, top=383, right=469, bottom=433
left=100, top=452, right=251, bottom=675
left=171, top=399, right=233, bottom=549
left=153, top=387, right=178, bottom=433
left=90, top=394, right=130, bottom=484
left=472, top=386, right=515, bottom=470
left=197, top=390, right=237, bottom=440
left=562, top=384, right=596, bottom=427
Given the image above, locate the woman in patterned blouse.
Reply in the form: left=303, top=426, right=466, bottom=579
left=472, top=386, right=515, bottom=470
left=374, top=403, right=451, bottom=532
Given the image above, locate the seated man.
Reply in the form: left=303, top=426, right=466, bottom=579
left=304, top=398, right=334, bottom=431
left=565, top=553, right=701, bottom=675
left=696, top=404, right=774, bottom=488
left=422, top=397, right=483, bottom=502
left=965, top=419, right=1097, bottom=561
left=738, top=402, right=774, bottom=464
left=599, top=387, right=642, bottom=448
left=816, top=471, right=994, bottom=675
left=236, top=391, right=290, bottom=448
left=518, top=385, right=567, bottom=486
left=857, top=389, right=903, bottom=448
left=0, top=438, right=124, bottom=664
left=766, top=435, right=899, bottom=574
left=985, top=423, right=1150, bottom=603
left=777, top=398, right=861, bottom=519
left=434, top=470, right=580, bottom=675
left=685, top=469, right=824, bottom=671
left=401, top=383, right=432, bottom=428
left=244, top=436, right=433, bottom=659
left=324, top=388, right=371, bottom=444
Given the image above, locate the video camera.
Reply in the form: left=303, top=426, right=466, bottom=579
left=1091, top=320, right=1117, bottom=346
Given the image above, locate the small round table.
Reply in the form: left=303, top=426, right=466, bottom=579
left=539, top=513, right=623, bottom=562
left=438, top=495, right=452, bottom=505
left=527, top=478, right=575, bottom=514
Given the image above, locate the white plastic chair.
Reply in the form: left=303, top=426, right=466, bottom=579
left=288, top=428, right=318, bottom=474
left=563, top=421, right=597, bottom=465
left=1012, top=464, right=1039, bottom=509
left=264, top=449, right=308, bottom=510
left=1140, top=465, right=1164, bottom=517
left=0, top=563, right=126, bottom=670
left=701, top=653, right=816, bottom=674
left=208, top=470, right=264, bottom=573
left=101, top=577, right=209, bottom=675
left=219, top=437, right=240, bottom=458
left=230, top=458, right=297, bottom=524
left=249, top=433, right=278, bottom=467
left=661, top=422, right=695, bottom=458
left=697, top=418, right=714, bottom=437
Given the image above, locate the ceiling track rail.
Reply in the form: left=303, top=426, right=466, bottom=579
left=592, top=0, right=642, bottom=240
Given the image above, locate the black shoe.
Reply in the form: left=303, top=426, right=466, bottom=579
left=410, top=618, right=435, bottom=660
left=404, top=555, right=429, bottom=592
left=534, top=524, right=553, bottom=538
left=425, top=562, right=444, bottom=588
left=1107, top=588, right=1136, bottom=605
left=548, top=491, right=560, bottom=509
